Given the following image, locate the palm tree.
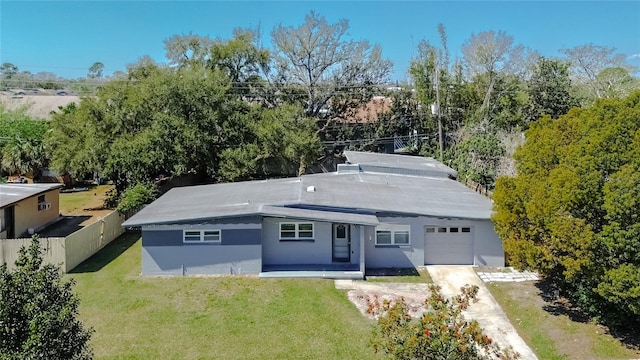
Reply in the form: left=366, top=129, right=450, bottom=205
left=1, top=137, right=46, bottom=178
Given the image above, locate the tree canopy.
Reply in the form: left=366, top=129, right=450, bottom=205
left=493, top=91, right=640, bottom=326
left=4, top=14, right=634, bottom=196
left=0, top=106, right=50, bottom=178
left=48, top=32, right=322, bottom=194
left=0, top=236, right=92, bottom=359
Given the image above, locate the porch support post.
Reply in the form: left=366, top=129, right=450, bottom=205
left=359, top=225, right=365, bottom=274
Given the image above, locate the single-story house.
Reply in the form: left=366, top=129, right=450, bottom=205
left=0, top=183, right=62, bottom=239
left=123, top=151, right=504, bottom=278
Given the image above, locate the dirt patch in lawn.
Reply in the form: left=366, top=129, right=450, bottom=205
left=489, top=280, right=640, bottom=359
left=345, top=283, right=431, bottom=319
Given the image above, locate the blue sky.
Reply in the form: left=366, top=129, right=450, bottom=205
left=1, top=1, right=639, bottom=81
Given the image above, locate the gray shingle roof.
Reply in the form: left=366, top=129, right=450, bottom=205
left=123, top=171, right=493, bottom=227
left=344, top=151, right=457, bottom=178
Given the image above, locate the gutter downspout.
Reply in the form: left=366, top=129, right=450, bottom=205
left=359, top=225, right=365, bottom=276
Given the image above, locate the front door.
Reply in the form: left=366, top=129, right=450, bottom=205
left=332, top=224, right=350, bottom=262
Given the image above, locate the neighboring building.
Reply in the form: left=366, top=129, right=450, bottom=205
left=123, top=151, right=504, bottom=278
left=346, top=96, right=391, bottom=123
left=0, top=183, right=62, bottom=239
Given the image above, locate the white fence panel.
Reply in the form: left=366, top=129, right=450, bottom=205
left=0, top=211, right=125, bottom=273
left=0, top=237, right=66, bottom=271
left=64, top=211, right=125, bottom=272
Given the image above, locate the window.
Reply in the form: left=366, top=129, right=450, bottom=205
left=279, top=222, right=314, bottom=240
left=37, top=194, right=50, bottom=211
left=376, top=224, right=411, bottom=246
left=0, top=209, right=5, bottom=232
left=426, top=226, right=472, bottom=234
left=183, top=229, right=221, bottom=243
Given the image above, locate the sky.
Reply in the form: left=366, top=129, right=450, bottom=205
left=1, top=1, right=639, bottom=82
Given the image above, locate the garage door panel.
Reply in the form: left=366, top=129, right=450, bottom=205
left=424, top=227, right=473, bottom=265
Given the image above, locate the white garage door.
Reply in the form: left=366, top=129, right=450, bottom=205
left=424, top=226, right=474, bottom=265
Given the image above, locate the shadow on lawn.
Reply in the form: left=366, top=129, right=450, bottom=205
left=535, top=279, right=640, bottom=351
left=366, top=267, right=420, bottom=277
left=68, top=231, right=139, bottom=273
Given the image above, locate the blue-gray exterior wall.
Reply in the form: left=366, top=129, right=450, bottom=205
left=468, top=219, right=504, bottom=266
left=365, top=215, right=504, bottom=268
left=142, top=245, right=261, bottom=276
left=364, top=216, right=422, bottom=268
left=140, top=216, right=262, bottom=275
left=261, top=217, right=361, bottom=265
left=139, top=213, right=503, bottom=275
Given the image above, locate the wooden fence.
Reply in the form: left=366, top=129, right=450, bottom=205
left=0, top=210, right=125, bottom=272
left=465, top=178, right=494, bottom=198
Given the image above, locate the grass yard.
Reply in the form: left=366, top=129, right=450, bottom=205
left=59, top=185, right=113, bottom=215
left=487, top=281, right=639, bottom=360
left=69, top=232, right=381, bottom=360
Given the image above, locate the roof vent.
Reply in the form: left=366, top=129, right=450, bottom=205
left=306, top=186, right=316, bottom=193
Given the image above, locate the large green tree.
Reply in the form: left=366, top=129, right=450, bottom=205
left=48, top=34, right=322, bottom=195
left=493, top=91, right=640, bottom=326
left=0, top=236, right=92, bottom=359
left=218, top=104, right=323, bottom=180
left=526, top=57, right=576, bottom=122
left=49, top=61, right=239, bottom=192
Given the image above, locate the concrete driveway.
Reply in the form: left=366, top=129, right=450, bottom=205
left=426, top=266, right=538, bottom=360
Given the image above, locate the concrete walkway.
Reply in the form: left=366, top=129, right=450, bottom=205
left=477, top=268, right=539, bottom=282
left=426, top=266, right=538, bottom=360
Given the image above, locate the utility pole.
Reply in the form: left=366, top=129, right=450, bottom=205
left=433, top=67, right=444, bottom=162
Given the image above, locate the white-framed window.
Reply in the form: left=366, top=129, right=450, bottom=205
left=37, top=194, right=50, bottom=211
left=183, top=229, right=221, bottom=243
left=279, top=222, right=314, bottom=240
left=375, top=224, right=410, bottom=245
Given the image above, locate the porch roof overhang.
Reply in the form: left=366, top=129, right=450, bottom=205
left=123, top=204, right=379, bottom=227
left=261, top=205, right=379, bottom=226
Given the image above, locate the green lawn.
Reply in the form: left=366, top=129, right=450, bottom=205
left=487, top=281, right=639, bottom=360
left=59, top=185, right=113, bottom=214
left=69, top=233, right=381, bottom=359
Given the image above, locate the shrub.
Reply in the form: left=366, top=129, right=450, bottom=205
left=371, top=284, right=518, bottom=360
left=115, top=182, right=158, bottom=215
